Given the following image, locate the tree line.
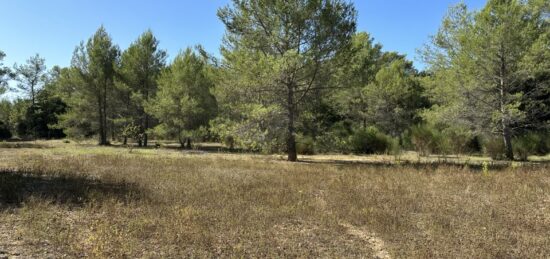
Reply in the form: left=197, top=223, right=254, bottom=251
left=0, top=0, right=548, bottom=161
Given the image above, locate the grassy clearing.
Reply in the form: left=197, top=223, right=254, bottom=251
left=1, top=141, right=549, bottom=258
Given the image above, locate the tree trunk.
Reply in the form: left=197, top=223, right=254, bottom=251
left=287, top=84, right=298, bottom=162
left=498, top=51, right=513, bottom=160
left=186, top=137, right=192, bottom=150
left=123, top=136, right=127, bottom=145
left=98, top=96, right=106, bottom=145
left=502, top=122, right=514, bottom=160
left=143, top=114, right=149, bottom=147
left=99, top=79, right=109, bottom=145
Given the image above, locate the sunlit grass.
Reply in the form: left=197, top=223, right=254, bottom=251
left=1, top=141, right=549, bottom=258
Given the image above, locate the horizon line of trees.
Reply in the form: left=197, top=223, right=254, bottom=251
left=1, top=0, right=548, bottom=161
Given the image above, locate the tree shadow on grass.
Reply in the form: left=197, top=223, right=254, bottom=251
left=298, top=158, right=550, bottom=172
left=0, top=142, right=51, bottom=149
left=0, top=169, right=143, bottom=211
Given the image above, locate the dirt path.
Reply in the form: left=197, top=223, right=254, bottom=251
left=340, top=222, right=391, bottom=259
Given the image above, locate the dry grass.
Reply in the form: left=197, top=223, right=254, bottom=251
left=1, top=141, right=549, bottom=258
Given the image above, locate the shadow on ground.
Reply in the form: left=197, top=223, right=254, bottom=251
left=0, top=142, right=51, bottom=149
left=298, top=158, right=550, bottom=171
left=0, top=169, right=142, bottom=210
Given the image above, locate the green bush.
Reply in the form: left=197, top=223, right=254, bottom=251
left=223, top=135, right=235, bottom=150
left=483, top=137, right=506, bottom=160
left=442, top=127, right=473, bottom=155
left=513, top=132, right=544, bottom=161
left=315, top=122, right=353, bottom=154
left=410, top=124, right=444, bottom=156
left=0, top=121, right=12, bottom=140
left=296, top=135, right=315, bottom=155
left=350, top=127, right=396, bottom=154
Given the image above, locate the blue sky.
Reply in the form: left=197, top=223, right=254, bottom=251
left=1, top=0, right=487, bottom=71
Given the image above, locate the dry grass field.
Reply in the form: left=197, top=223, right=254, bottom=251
left=1, top=141, right=549, bottom=258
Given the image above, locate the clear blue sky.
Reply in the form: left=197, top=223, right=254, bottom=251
left=1, top=0, right=487, bottom=71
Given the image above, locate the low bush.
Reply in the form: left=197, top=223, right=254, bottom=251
left=513, top=132, right=547, bottom=161
left=0, top=121, right=12, bottom=140
left=315, top=122, right=353, bottom=154
left=350, top=127, right=397, bottom=154
left=410, top=124, right=444, bottom=156
left=296, top=135, right=315, bottom=155
left=483, top=137, right=506, bottom=160
left=223, top=135, right=235, bottom=151
left=442, top=127, right=473, bottom=155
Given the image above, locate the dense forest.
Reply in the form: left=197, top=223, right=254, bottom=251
left=0, top=0, right=548, bottom=161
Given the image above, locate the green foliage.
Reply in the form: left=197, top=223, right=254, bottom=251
left=0, top=120, right=12, bottom=140
left=146, top=48, right=217, bottom=148
left=512, top=132, right=550, bottom=160
left=296, top=135, right=315, bottom=155
left=483, top=137, right=506, bottom=160
left=223, top=135, right=235, bottom=151
left=410, top=124, right=445, bottom=156
left=0, top=50, right=12, bottom=95
left=441, top=127, right=474, bottom=155
left=58, top=26, right=119, bottom=145
left=118, top=30, right=166, bottom=145
left=421, top=0, right=550, bottom=159
left=210, top=105, right=286, bottom=153
left=217, top=0, right=357, bottom=161
left=120, top=123, right=143, bottom=144
left=350, top=126, right=397, bottom=154
left=314, top=121, right=353, bottom=154
left=19, top=90, right=67, bottom=139
left=12, top=54, right=48, bottom=105
left=363, top=59, right=426, bottom=136
left=513, top=134, right=538, bottom=161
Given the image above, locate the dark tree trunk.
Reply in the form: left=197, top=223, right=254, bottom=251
left=123, top=137, right=127, bottom=145
left=503, top=123, right=514, bottom=160
left=98, top=96, right=107, bottom=145
left=186, top=137, right=192, bottom=150
left=287, top=83, right=297, bottom=162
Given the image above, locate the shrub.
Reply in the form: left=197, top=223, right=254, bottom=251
left=513, top=133, right=542, bottom=161
left=223, top=135, right=235, bottom=151
left=483, top=137, right=506, bottom=160
left=350, top=127, right=396, bottom=154
left=0, top=121, right=12, bottom=140
left=315, top=122, right=353, bottom=154
left=410, top=124, right=444, bottom=156
left=442, top=127, right=473, bottom=155
left=465, top=135, right=483, bottom=154
left=296, top=135, right=315, bottom=155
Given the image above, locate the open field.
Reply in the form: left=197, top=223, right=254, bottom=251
left=1, top=141, right=549, bottom=258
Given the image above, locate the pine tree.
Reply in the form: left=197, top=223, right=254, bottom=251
left=119, top=30, right=166, bottom=146
left=59, top=26, right=119, bottom=145
left=217, top=0, right=356, bottom=161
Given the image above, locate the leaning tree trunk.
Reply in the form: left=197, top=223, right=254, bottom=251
left=287, top=83, right=298, bottom=162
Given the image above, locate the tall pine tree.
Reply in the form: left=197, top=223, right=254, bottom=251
left=119, top=30, right=166, bottom=146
